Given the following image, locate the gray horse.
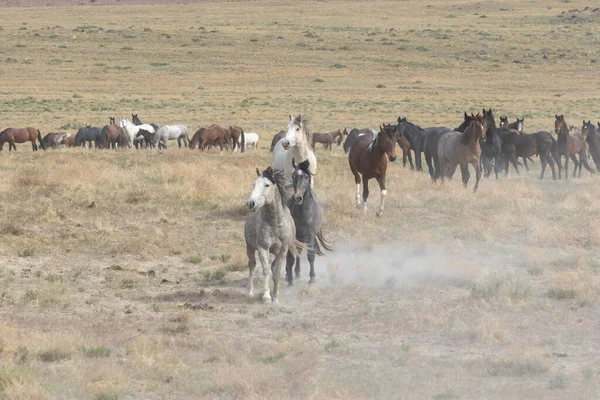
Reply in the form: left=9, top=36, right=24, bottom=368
left=245, top=167, right=300, bottom=304
left=286, top=160, right=333, bottom=285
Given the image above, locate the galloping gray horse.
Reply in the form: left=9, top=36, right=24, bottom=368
left=286, top=160, right=333, bottom=285
left=245, top=167, right=300, bottom=304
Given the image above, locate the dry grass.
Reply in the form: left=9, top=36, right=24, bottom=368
left=0, top=0, right=599, bottom=399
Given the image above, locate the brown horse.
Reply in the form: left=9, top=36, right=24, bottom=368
left=189, top=124, right=228, bottom=152
left=63, top=134, right=75, bottom=148
left=97, top=122, right=123, bottom=150
left=312, top=129, right=343, bottom=151
left=348, top=123, right=397, bottom=217
left=554, top=115, right=594, bottom=179
left=0, top=127, right=45, bottom=152
left=270, top=131, right=285, bottom=152
left=396, top=132, right=414, bottom=169
left=229, top=125, right=246, bottom=152
left=437, top=113, right=486, bottom=193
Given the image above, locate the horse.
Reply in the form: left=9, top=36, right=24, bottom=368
left=42, top=132, right=70, bottom=149
left=229, top=126, right=246, bottom=152
left=500, top=130, right=558, bottom=180
left=475, top=109, right=503, bottom=179
left=437, top=113, right=486, bottom=192
left=273, top=114, right=317, bottom=189
left=286, top=159, right=333, bottom=285
left=97, top=118, right=123, bottom=149
left=582, top=120, right=600, bottom=172
left=312, top=129, right=343, bottom=151
left=189, top=125, right=227, bottom=151
left=343, top=128, right=377, bottom=154
left=243, top=132, right=259, bottom=149
left=423, top=128, right=452, bottom=182
left=63, top=134, right=75, bottom=148
left=270, top=131, right=285, bottom=152
left=0, top=127, right=45, bottom=152
left=332, top=128, right=347, bottom=147
left=153, top=125, right=189, bottom=149
left=132, top=114, right=159, bottom=133
left=499, top=116, right=524, bottom=133
left=554, top=115, right=594, bottom=179
left=396, top=117, right=451, bottom=172
left=348, top=124, right=397, bottom=217
left=244, top=166, right=301, bottom=304
left=75, top=126, right=100, bottom=148
left=120, top=118, right=155, bottom=148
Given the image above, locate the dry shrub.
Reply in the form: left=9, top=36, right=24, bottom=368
left=486, top=347, right=549, bottom=376
left=470, top=272, right=533, bottom=303
left=546, top=271, right=598, bottom=302
left=127, top=336, right=188, bottom=379
left=450, top=313, right=506, bottom=343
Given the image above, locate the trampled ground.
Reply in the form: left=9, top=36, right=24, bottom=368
left=0, top=1, right=600, bottom=399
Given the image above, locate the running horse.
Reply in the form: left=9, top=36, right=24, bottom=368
left=273, top=114, right=317, bottom=189
left=0, top=127, right=45, bottom=151
left=554, top=114, right=594, bottom=179
left=348, top=123, right=397, bottom=217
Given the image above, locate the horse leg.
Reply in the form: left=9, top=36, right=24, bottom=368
left=510, top=154, right=520, bottom=175
left=570, top=154, right=580, bottom=178
left=286, top=251, right=295, bottom=286
left=308, top=236, right=316, bottom=283
left=473, top=160, right=482, bottom=193
left=581, top=150, right=595, bottom=175
left=408, top=150, right=414, bottom=170
left=361, top=176, right=370, bottom=214
left=460, top=164, right=471, bottom=188
left=270, top=253, right=285, bottom=305
left=246, top=244, right=256, bottom=297
left=540, top=156, right=547, bottom=180
left=402, top=149, right=407, bottom=168
left=425, top=154, right=436, bottom=182
left=523, top=157, right=530, bottom=171
left=375, top=176, right=387, bottom=218
left=257, top=248, right=271, bottom=303
left=350, top=164, right=361, bottom=207
left=557, top=155, right=563, bottom=180
left=548, top=154, right=557, bottom=180
left=32, top=139, right=37, bottom=151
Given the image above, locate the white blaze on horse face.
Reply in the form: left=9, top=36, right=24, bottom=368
left=248, top=175, right=275, bottom=211
left=518, top=121, right=523, bottom=132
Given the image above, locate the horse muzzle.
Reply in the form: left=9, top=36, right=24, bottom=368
left=247, top=199, right=257, bottom=211
left=293, top=195, right=304, bottom=205
left=281, top=140, right=290, bottom=150
left=389, top=155, right=397, bottom=162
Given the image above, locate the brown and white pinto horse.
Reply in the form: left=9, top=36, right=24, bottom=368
left=348, top=123, right=397, bottom=217
left=554, top=114, right=594, bottom=179
left=0, top=127, right=45, bottom=152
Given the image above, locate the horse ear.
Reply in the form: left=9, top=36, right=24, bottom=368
left=256, top=168, right=261, bottom=177
left=379, top=125, right=384, bottom=132
left=464, top=112, right=468, bottom=120
left=288, top=113, right=293, bottom=122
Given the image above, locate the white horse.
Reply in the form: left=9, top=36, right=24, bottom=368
left=245, top=167, right=300, bottom=304
left=119, top=118, right=155, bottom=148
left=153, top=125, right=189, bottom=149
left=273, top=114, right=317, bottom=188
left=243, top=132, right=259, bottom=149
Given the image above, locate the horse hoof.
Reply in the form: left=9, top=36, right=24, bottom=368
left=271, top=299, right=280, bottom=306
left=309, top=278, right=316, bottom=284
left=262, top=295, right=271, bottom=304
left=376, top=211, right=382, bottom=218
left=287, top=281, right=294, bottom=287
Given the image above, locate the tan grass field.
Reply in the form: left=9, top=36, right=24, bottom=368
left=1, top=1, right=600, bottom=399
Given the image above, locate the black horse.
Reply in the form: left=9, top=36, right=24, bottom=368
left=397, top=117, right=451, bottom=171
left=286, top=160, right=332, bottom=285
left=582, top=120, right=600, bottom=172
left=75, top=126, right=101, bottom=148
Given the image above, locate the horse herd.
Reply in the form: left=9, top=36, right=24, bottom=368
left=0, top=114, right=261, bottom=152
left=247, top=111, right=600, bottom=304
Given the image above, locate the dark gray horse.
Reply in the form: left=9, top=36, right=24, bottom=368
left=75, top=126, right=101, bottom=148
left=343, top=128, right=377, bottom=154
left=286, top=160, right=333, bottom=285
left=397, top=117, right=451, bottom=171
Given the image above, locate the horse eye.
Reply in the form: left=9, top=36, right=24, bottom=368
left=265, top=184, right=270, bottom=187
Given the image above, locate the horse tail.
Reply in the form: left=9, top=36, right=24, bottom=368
left=314, top=230, right=333, bottom=256
left=37, top=129, right=46, bottom=150
left=290, top=239, right=307, bottom=258
left=240, top=127, right=246, bottom=153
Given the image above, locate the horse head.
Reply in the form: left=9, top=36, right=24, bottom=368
left=516, top=118, right=524, bottom=133
left=472, top=113, right=487, bottom=140
left=109, top=117, right=115, bottom=126
left=282, top=114, right=308, bottom=150
left=554, top=114, right=567, bottom=135
left=499, top=116, right=509, bottom=129
left=248, top=166, right=285, bottom=211
left=380, top=124, right=397, bottom=162
left=291, top=160, right=312, bottom=205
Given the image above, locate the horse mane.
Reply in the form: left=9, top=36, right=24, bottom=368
left=293, top=115, right=311, bottom=142
left=261, top=167, right=287, bottom=206
left=367, top=133, right=378, bottom=153
left=461, top=114, right=484, bottom=145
